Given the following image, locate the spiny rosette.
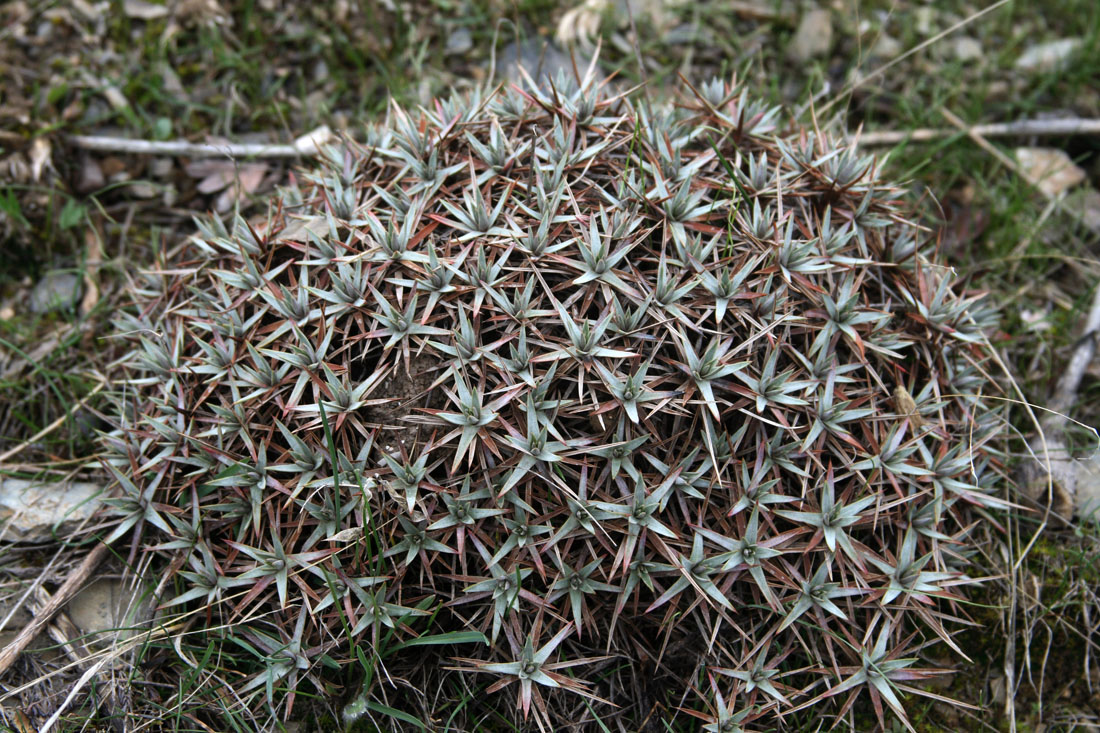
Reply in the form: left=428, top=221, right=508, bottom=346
left=105, top=68, right=1004, bottom=730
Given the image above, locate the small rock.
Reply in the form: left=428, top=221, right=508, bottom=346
left=100, top=83, right=129, bottom=111
left=446, top=27, right=473, bottom=56
left=953, top=36, right=982, bottom=62
left=1015, top=38, right=1081, bottom=72
left=1064, top=187, right=1100, bottom=234
left=914, top=6, right=937, bottom=35
left=29, top=271, right=82, bottom=314
left=76, top=155, right=105, bottom=193
left=157, top=62, right=185, bottom=97
left=0, top=478, right=102, bottom=541
left=788, top=9, right=833, bottom=62
left=869, top=33, right=902, bottom=60
left=68, top=577, right=151, bottom=649
left=1015, top=147, right=1086, bottom=197
left=493, top=38, right=600, bottom=89
left=149, top=157, right=173, bottom=179
left=123, top=0, right=169, bottom=19
left=129, top=181, right=159, bottom=199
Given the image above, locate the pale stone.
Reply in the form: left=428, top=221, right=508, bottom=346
left=870, top=33, right=902, bottom=60
left=493, top=38, right=602, bottom=88
left=788, top=9, right=833, bottom=62
left=29, top=272, right=82, bottom=313
left=1015, top=38, right=1081, bottom=72
left=953, top=36, right=982, bottom=62
left=123, top=0, right=170, bottom=19
left=128, top=182, right=158, bottom=199
left=446, top=27, right=473, bottom=56
left=914, top=6, right=936, bottom=35
left=76, top=155, right=105, bottom=193
left=149, top=157, right=174, bottom=179
left=67, top=578, right=151, bottom=648
left=1016, top=147, right=1086, bottom=197
left=0, top=478, right=103, bottom=542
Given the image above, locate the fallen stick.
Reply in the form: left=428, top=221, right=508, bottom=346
left=1048, top=283, right=1100, bottom=420
left=30, top=582, right=128, bottom=732
left=31, top=585, right=87, bottom=666
left=855, top=117, right=1100, bottom=147
left=39, top=654, right=113, bottom=733
left=939, top=107, right=1020, bottom=172
left=1016, top=283, right=1100, bottom=520
left=0, top=541, right=110, bottom=677
left=939, top=106, right=1099, bottom=236
left=67, top=125, right=334, bottom=159
left=941, top=104, right=1100, bottom=517
left=820, top=0, right=1012, bottom=117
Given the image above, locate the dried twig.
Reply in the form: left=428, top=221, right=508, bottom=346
left=31, top=585, right=87, bottom=665
left=938, top=106, right=1100, bottom=241
left=939, top=103, right=1099, bottom=733
left=0, top=541, right=110, bottom=677
left=820, top=0, right=1012, bottom=117
left=9, top=613, right=182, bottom=733
left=1015, top=283, right=1100, bottom=516
left=938, top=107, right=1021, bottom=170
left=1049, top=284, right=1100, bottom=421
left=939, top=105, right=1100, bottom=392
left=855, top=117, right=1100, bottom=147
left=67, top=125, right=334, bottom=159
left=39, top=654, right=113, bottom=733
left=30, top=584, right=129, bottom=728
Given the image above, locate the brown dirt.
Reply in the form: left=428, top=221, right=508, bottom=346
left=363, top=353, right=446, bottom=458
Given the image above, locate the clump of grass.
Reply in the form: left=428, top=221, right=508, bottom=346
left=103, top=65, right=1006, bottom=730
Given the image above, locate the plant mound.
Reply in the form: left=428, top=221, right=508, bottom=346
left=105, top=70, right=1003, bottom=730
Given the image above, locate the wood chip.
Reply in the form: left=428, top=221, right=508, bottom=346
left=0, top=542, right=110, bottom=677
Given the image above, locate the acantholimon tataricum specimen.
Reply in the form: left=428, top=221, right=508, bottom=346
left=105, top=67, right=1004, bottom=731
